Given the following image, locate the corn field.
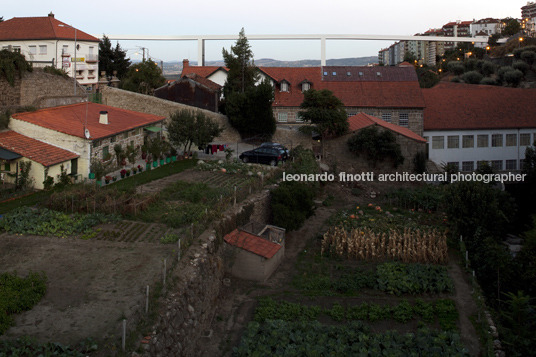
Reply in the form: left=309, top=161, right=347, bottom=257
left=321, top=227, right=448, bottom=264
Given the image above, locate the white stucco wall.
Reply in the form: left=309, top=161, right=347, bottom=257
left=0, top=39, right=99, bottom=88
left=424, top=129, right=536, bottom=171
left=206, top=69, right=228, bottom=87
left=9, top=119, right=91, bottom=178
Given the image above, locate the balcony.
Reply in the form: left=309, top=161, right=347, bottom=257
left=86, top=54, right=98, bottom=63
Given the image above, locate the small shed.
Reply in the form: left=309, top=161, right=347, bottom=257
left=223, top=224, right=285, bottom=282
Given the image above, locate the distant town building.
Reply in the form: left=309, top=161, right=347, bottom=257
left=442, top=20, right=473, bottom=51
left=522, top=2, right=536, bottom=37
left=0, top=13, right=99, bottom=92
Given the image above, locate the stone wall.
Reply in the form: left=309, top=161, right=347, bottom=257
left=0, top=69, right=85, bottom=109
left=323, top=126, right=426, bottom=173
left=146, top=190, right=271, bottom=356
left=100, top=86, right=241, bottom=143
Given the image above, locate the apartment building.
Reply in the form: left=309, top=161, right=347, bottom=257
left=442, top=21, right=473, bottom=51
left=0, top=13, right=99, bottom=92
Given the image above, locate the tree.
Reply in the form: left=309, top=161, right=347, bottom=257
left=222, top=28, right=259, bottom=96
left=167, top=110, right=222, bottom=154
left=222, top=29, right=275, bottom=138
left=0, top=17, right=3, bottom=22
left=0, top=49, right=32, bottom=86
left=502, top=18, right=521, bottom=37
left=461, top=70, right=483, bottom=84
left=299, top=89, right=348, bottom=138
left=121, top=60, right=165, bottom=94
left=347, top=126, right=404, bottom=168
left=99, top=35, right=131, bottom=79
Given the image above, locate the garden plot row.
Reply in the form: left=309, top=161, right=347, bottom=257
left=200, top=172, right=252, bottom=188
left=91, top=221, right=168, bottom=243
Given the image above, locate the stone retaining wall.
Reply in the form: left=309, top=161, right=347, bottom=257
left=146, top=190, right=270, bottom=356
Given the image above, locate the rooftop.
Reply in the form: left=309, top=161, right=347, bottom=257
left=348, top=113, right=426, bottom=142
left=11, top=103, right=166, bottom=140
left=423, top=82, right=536, bottom=131
left=0, top=131, right=79, bottom=167
left=0, top=14, right=98, bottom=42
left=224, top=228, right=281, bottom=259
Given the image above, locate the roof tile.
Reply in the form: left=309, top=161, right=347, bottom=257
left=224, top=229, right=281, bottom=259
left=0, top=16, right=98, bottom=42
left=348, top=113, right=426, bottom=142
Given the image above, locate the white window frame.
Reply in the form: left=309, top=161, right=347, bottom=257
left=399, top=113, right=409, bottom=127
left=432, top=136, right=444, bottom=149
left=39, top=45, right=47, bottom=55
left=462, top=161, right=474, bottom=172
left=491, top=134, right=503, bottom=147
left=277, top=112, right=288, bottom=123
left=447, top=135, right=459, bottom=149
left=520, top=133, right=531, bottom=146
left=381, top=113, right=392, bottom=123
left=505, top=134, right=517, bottom=147
left=477, top=134, right=488, bottom=148
left=462, top=135, right=474, bottom=148
left=280, top=82, right=289, bottom=92
left=29, top=45, right=36, bottom=55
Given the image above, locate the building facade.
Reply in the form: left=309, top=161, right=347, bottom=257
left=0, top=13, right=100, bottom=91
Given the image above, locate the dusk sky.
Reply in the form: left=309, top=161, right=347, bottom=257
left=2, top=0, right=526, bottom=62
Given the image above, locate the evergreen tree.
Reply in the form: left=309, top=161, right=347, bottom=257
left=99, top=35, right=130, bottom=79
left=112, top=42, right=131, bottom=79
left=222, top=28, right=259, bottom=96
left=222, top=29, right=275, bottom=138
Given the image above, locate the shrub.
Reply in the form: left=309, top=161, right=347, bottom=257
left=271, top=181, right=315, bottom=231
left=461, top=71, right=483, bottom=84
left=347, top=126, right=404, bottom=168
left=447, top=61, right=465, bottom=75
left=503, top=69, right=524, bottom=87
left=513, top=61, right=530, bottom=74
left=480, top=77, right=497, bottom=86
left=520, top=50, right=536, bottom=66
left=481, top=61, right=496, bottom=76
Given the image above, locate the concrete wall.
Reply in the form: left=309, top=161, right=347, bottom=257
left=323, top=126, right=426, bottom=173
left=228, top=245, right=284, bottom=282
left=1, top=157, right=71, bottom=190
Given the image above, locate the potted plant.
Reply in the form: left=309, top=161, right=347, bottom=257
left=112, top=176, right=117, bottom=182
left=120, top=169, right=127, bottom=178
left=132, top=167, right=138, bottom=174
left=89, top=172, right=96, bottom=179
left=90, top=158, right=108, bottom=185
left=138, top=164, right=143, bottom=173
left=141, top=143, right=148, bottom=160
left=125, top=168, right=131, bottom=177
left=145, top=156, right=152, bottom=171
left=104, top=175, right=112, bottom=184
left=170, top=146, right=178, bottom=162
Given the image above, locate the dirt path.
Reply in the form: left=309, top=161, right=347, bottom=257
left=448, top=251, right=481, bottom=356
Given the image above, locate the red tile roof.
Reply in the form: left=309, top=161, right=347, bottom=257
left=0, top=131, right=78, bottom=167
left=224, top=229, right=281, bottom=259
left=0, top=15, right=98, bottom=42
left=423, top=82, right=536, bottom=131
left=259, top=67, right=424, bottom=108
left=181, top=65, right=228, bottom=78
left=348, top=113, right=426, bottom=143
left=182, top=73, right=222, bottom=91
left=11, top=103, right=165, bottom=140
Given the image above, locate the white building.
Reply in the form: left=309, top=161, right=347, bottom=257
left=0, top=13, right=100, bottom=92
left=423, top=82, right=536, bottom=172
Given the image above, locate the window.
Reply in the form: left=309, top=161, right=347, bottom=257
left=277, top=112, right=288, bottom=123
left=4, top=163, right=10, bottom=171
left=39, top=45, right=47, bottom=55
left=111, top=136, right=116, bottom=143
left=447, top=162, right=459, bottom=171
left=280, top=82, right=289, bottom=92
left=491, top=160, right=503, bottom=171
left=323, top=71, right=328, bottom=76
left=432, top=136, right=444, bottom=149
left=506, top=134, right=517, bottom=146
left=62, top=45, right=69, bottom=54
left=346, top=72, right=351, bottom=76
left=13, top=46, right=21, bottom=53
left=423, top=136, right=429, bottom=143
left=447, top=135, right=459, bottom=148
left=296, top=113, right=304, bottom=123
left=92, top=140, right=101, bottom=148
left=506, top=160, right=517, bottom=170
left=381, top=113, right=392, bottom=123
left=520, top=133, right=531, bottom=146
left=301, top=82, right=310, bottom=91
left=462, top=161, right=474, bottom=172
left=122, top=132, right=128, bottom=140
left=520, top=159, right=525, bottom=171
left=462, top=135, right=474, bottom=148
left=491, top=134, right=503, bottom=147
left=399, top=113, right=409, bottom=127
left=102, top=145, right=109, bottom=160
left=347, top=112, right=356, bottom=118
left=477, top=134, right=488, bottom=147
left=332, top=72, right=337, bottom=76
left=29, top=45, right=36, bottom=55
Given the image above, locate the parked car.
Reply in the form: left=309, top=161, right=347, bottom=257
left=239, top=147, right=285, bottom=166
left=260, top=142, right=290, bottom=160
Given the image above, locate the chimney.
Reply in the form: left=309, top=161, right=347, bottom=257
left=99, top=111, right=109, bottom=125
left=48, top=12, right=54, bottom=18
left=182, top=59, right=189, bottom=75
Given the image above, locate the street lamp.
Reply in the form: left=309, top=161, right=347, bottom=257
left=58, top=23, right=77, bottom=95
left=519, top=37, right=524, bottom=48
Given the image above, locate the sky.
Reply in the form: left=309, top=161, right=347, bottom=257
left=1, top=0, right=527, bottom=62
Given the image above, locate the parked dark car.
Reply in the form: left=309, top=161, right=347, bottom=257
left=239, top=147, right=285, bottom=166
left=260, top=142, right=290, bottom=160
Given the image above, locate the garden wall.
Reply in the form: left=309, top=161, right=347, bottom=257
left=146, top=190, right=271, bottom=356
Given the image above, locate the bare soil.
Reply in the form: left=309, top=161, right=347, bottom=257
left=0, top=233, right=174, bottom=346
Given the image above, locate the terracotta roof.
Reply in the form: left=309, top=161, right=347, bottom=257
left=11, top=103, right=165, bottom=140
left=0, top=15, right=98, bottom=42
left=181, top=65, right=228, bottom=79
left=321, top=66, right=418, bottom=82
left=443, top=21, right=473, bottom=28
left=0, top=131, right=79, bottom=167
left=224, top=229, right=281, bottom=259
left=423, top=82, right=536, bottom=131
left=182, top=73, right=222, bottom=91
left=348, top=113, right=426, bottom=143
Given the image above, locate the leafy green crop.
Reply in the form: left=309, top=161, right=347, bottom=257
left=234, top=320, right=469, bottom=356
left=0, top=207, right=117, bottom=237
left=0, top=271, right=46, bottom=334
left=376, top=262, right=453, bottom=295
left=0, top=336, right=96, bottom=356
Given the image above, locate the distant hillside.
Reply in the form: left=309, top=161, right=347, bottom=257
left=162, top=56, right=379, bottom=77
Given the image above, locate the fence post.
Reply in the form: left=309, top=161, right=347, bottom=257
left=178, top=238, right=181, bottom=262
left=163, top=259, right=167, bottom=286
left=234, top=185, right=237, bottom=206
left=146, top=285, right=149, bottom=314
left=465, top=251, right=469, bottom=269
left=122, top=319, right=126, bottom=351
left=191, top=223, right=194, bottom=239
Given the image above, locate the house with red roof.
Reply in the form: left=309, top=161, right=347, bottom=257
left=3, top=102, right=165, bottom=187
left=0, top=13, right=99, bottom=90
left=223, top=224, right=285, bottom=281
left=323, top=113, right=427, bottom=173
left=181, top=62, right=425, bottom=136
left=423, top=82, right=536, bottom=172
